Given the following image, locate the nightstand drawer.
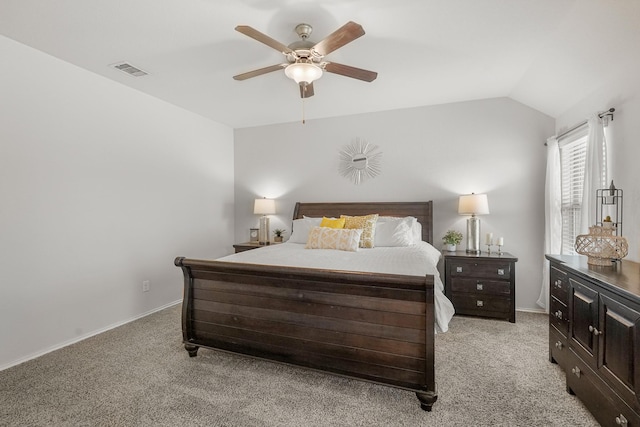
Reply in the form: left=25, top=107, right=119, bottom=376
left=450, top=294, right=510, bottom=316
left=448, top=260, right=512, bottom=280
left=450, top=278, right=510, bottom=296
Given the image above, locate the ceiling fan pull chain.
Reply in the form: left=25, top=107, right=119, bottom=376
left=302, top=92, right=306, bottom=124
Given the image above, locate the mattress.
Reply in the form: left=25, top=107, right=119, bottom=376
left=219, top=241, right=455, bottom=333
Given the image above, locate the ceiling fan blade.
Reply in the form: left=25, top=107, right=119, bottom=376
left=299, top=82, right=315, bottom=98
left=312, top=21, right=365, bottom=57
left=233, top=64, right=286, bottom=81
left=235, top=25, right=294, bottom=55
left=324, top=62, right=378, bottom=82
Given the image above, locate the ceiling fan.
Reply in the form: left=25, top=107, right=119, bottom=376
left=233, top=21, right=378, bottom=98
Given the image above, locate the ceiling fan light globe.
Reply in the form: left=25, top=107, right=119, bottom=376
left=284, top=62, right=323, bottom=84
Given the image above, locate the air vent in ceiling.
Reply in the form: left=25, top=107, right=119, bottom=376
left=111, top=62, right=149, bottom=77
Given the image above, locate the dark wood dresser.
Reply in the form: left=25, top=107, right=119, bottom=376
left=546, top=254, right=640, bottom=427
left=444, top=251, right=517, bottom=323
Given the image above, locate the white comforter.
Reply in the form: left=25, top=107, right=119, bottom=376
left=219, top=241, right=455, bottom=333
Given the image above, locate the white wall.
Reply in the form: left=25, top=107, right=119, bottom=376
left=0, top=36, right=235, bottom=370
left=556, top=67, right=640, bottom=262
left=234, top=98, right=554, bottom=312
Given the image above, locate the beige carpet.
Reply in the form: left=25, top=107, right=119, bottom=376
left=0, top=304, right=598, bottom=426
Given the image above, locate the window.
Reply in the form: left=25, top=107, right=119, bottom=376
left=559, top=129, right=588, bottom=255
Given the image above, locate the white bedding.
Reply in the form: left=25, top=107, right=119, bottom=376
left=218, top=241, right=455, bottom=333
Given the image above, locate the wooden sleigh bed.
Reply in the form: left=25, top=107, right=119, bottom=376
left=175, top=201, right=438, bottom=411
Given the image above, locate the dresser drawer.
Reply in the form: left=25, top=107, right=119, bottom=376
left=550, top=266, right=569, bottom=305
left=566, top=349, right=640, bottom=427
left=549, top=296, right=569, bottom=337
left=448, top=260, right=512, bottom=280
left=451, top=294, right=510, bottom=317
left=450, top=278, right=510, bottom=296
left=549, top=325, right=569, bottom=371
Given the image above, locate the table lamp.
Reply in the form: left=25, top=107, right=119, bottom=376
left=458, top=193, right=489, bottom=254
left=254, top=198, right=276, bottom=245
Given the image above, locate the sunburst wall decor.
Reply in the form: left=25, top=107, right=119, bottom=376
left=338, top=138, right=382, bottom=185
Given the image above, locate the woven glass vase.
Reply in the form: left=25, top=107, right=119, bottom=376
left=575, top=225, right=628, bottom=266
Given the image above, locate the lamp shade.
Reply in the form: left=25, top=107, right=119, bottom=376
left=284, top=62, right=323, bottom=84
left=458, top=193, right=489, bottom=215
left=254, top=198, right=276, bottom=215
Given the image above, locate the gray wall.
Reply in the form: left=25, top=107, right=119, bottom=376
left=0, top=36, right=235, bottom=370
left=234, top=97, right=554, bottom=312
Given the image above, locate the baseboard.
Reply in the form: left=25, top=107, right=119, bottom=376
left=0, top=299, right=182, bottom=372
left=516, top=307, right=547, bottom=314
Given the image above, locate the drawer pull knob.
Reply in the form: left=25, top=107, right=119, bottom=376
left=554, top=279, right=562, bottom=287
left=497, top=268, right=505, bottom=276
left=555, top=341, right=563, bottom=350
left=615, top=415, right=628, bottom=426
left=555, top=310, right=563, bottom=319
left=476, top=283, right=484, bottom=291
left=456, top=266, right=463, bottom=273
left=588, top=325, right=602, bottom=336
left=476, top=300, right=484, bottom=307
left=571, top=366, right=581, bottom=378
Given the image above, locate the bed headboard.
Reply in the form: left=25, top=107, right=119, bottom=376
left=292, top=201, right=434, bottom=245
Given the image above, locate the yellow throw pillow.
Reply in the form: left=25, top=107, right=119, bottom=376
left=341, top=214, right=379, bottom=248
left=305, top=227, right=362, bottom=252
left=320, top=216, right=346, bottom=229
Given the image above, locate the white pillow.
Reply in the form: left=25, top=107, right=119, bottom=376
left=413, top=221, right=423, bottom=243
left=289, top=217, right=322, bottom=243
left=375, top=216, right=416, bottom=246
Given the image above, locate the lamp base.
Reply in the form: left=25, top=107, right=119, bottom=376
left=258, top=216, right=270, bottom=245
left=466, top=215, right=481, bottom=254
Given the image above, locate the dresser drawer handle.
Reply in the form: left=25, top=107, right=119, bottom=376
left=616, top=414, right=628, bottom=426
left=456, top=266, right=463, bottom=273
left=571, top=366, right=581, bottom=378
left=497, top=268, right=505, bottom=276
left=476, top=300, right=484, bottom=307
left=476, top=283, right=483, bottom=291
left=555, top=341, right=563, bottom=350
left=555, top=310, right=563, bottom=319
left=588, top=325, right=602, bottom=336
left=554, top=279, right=562, bottom=288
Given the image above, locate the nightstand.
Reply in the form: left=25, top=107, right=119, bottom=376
left=233, top=242, right=280, bottom=253
left=443, top=251, right=518, bottom=323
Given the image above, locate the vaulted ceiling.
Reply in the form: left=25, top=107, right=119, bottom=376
left=1, top=0, right=639, bottom=128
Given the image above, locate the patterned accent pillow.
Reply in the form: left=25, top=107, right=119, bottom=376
left=320, top=216, right=346, bottom=229
left=341, top=214, right=379, bottom=248
left=305, top=227, right=362, bottom=252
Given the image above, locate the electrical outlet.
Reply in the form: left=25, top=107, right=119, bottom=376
left=142, top=280, right=150, bottom=292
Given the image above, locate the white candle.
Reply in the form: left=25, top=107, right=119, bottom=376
left=498, top=237, right=504, bottom=246
left=486, top=233, right=493, bottom=245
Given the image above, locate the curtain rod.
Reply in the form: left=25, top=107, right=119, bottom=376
left=545, top=107, right=615, bottom=145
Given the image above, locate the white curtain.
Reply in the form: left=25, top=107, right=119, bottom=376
left=579, top=115, right=608, bottom=234
left=537, top=136, right=562, bottom=311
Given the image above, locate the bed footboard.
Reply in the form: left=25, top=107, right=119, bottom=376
left=175, top=257, right=437, bottom=411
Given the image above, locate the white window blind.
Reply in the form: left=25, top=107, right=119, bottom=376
left=559, top=130, right=588, bottom=254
